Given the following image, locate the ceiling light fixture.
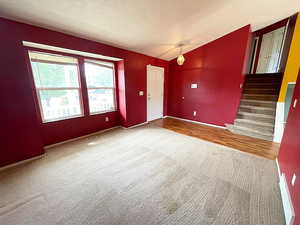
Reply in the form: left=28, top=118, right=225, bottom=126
left=177, top=44, right=185, bottom=66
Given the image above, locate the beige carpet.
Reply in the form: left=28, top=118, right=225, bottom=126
left=0, top=124, right=285, bottom=225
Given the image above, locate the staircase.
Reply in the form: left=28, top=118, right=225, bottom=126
left=226, top=73, right=283, bottom=141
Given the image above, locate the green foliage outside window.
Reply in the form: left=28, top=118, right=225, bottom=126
left=31, top=62, right=79, bottom=106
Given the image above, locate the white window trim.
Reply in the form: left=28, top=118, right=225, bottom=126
left=36, top=88, right=84, bottom=123
left=29, top=51, right=84, bottom=123
left=85, top=61, right=117, bottom=115
left=23, top=41, right=123, bottom=62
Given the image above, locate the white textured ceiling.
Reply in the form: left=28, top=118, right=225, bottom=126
left=0, top=0, right=299, bottom=60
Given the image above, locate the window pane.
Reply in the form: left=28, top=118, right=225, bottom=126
left=39, top=90, right=82, bottom=122
left=88, top=89, right=115, bottom=113
left=85, top=62, right=114, bottom=88
left=31, top=62, right=79, bottom=88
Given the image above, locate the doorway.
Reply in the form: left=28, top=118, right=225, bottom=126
left=147, top=65, right=164, bottom=122
left=256, top=26, right=286, bottom=73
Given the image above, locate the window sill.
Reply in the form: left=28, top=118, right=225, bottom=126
left=89, top=110, right=117, bottom=116
left=41, top=110, right=118, bottom=123
left=42, top=114, right=84, bottom=123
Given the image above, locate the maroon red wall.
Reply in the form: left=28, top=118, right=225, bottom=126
left=121, top=53, right=169, bottom=127
left=1, top=17, right=250, bottom=168
left=167, top=25, right=252, bottom=126
left=278, top=70, right=300, bottom=225
left=0, top=21, right=44, bottom=167
left=0, top=17, right=168, bottom=167
left=117, top=60, right=127, bottom=125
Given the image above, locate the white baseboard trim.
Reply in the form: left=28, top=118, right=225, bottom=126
left=0, top=154, right=44, bottom=172
left=45, top=126, right=120, bottom=150
left=122, top=121, right=148, bottom=129
left=274, top=102, right=285, bottom=143
left=276, top=158, right=295, bottom=225
left=1, top=126, right=121, bottom=171
left=276, top=158, right=281, bottom=178
left=165, top=116, right=226, bottom=129
left=279, top=173, right=295, bottom=225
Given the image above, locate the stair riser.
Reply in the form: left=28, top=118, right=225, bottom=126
left=244, top=84, right=281, bottom=90
left=240, top=101, right=276, bottom=108
left=239, top=107, right=276, bottom=116
left=242, top=95, right=278, bottom=101
left=246, top=79, right=281, bottom=85
left=247, top=73, right=282, bottom=78
left=243, top=89, right=280, bottom=95
left=237, top=114, right=275, bottom=123
left=234, top=121, right=274, bottom=133
left=246, top=78, right=282, bottom=83
left=244, top=82, right=281, bottom=86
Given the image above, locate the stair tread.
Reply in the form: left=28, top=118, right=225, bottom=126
left=245, top=83, right=281, bottom=85
left=243, top=94, right=278, bottom=96
left=240, top=99, right=277, bottom=104
left=230, top=128, right=273, bottom=141
left=233, top=125, right=274, bottom=136
left=239, top=105, right=275, bottom=111
left=242, top=94, right=278, bottom=101
left=245, top=81, right=281, bottom=84
left=244, top=85, right=281, bottom=88
left=235, top=118, right=274, bottom=127
left=234, top=121, right=274, bottom=132
left=240, top=103, right=276, bottom=109
left=230, top=128, right=274, bottom=139
left=244, top=88, right=278, bottom=91
left=238, top=111, right=274, bottom=118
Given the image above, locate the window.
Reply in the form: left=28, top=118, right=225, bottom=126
left=84, top=59, right=116, bottom=114
left=29, top=51, right=83, bottom=122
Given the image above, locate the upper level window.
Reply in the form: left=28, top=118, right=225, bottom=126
left=29, top=51, right=83, bottom=122
left=84, top=60, right=116, bottom=114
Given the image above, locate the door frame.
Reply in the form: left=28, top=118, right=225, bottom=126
left=252, top=18, right=289, bottom=73
left=146, top=65, right=165, bottom=122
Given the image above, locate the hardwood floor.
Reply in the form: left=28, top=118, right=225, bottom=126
left=151, top=117, right=280, bottom=160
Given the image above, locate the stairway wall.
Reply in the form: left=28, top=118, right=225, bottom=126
left=167, top=25, right=252, bottom=127
left=279, top=13, right=300, bottom=102
left=274, top=13, right=300, bottom=143
left=278, top=71, right=300, bottom=225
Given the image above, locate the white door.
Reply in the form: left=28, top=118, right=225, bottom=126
left=147, top=65, right=164, bottom=122
left=256, top=26, right=285, bottom=73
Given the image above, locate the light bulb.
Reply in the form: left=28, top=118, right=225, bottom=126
left=177, top=54, right=185, bottom=65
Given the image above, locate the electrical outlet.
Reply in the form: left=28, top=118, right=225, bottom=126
left=292, top=174, right=296, bottom=186
left=105, top=117, right=109, bottom=122
left=193, top=111, right=197, bottom=116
